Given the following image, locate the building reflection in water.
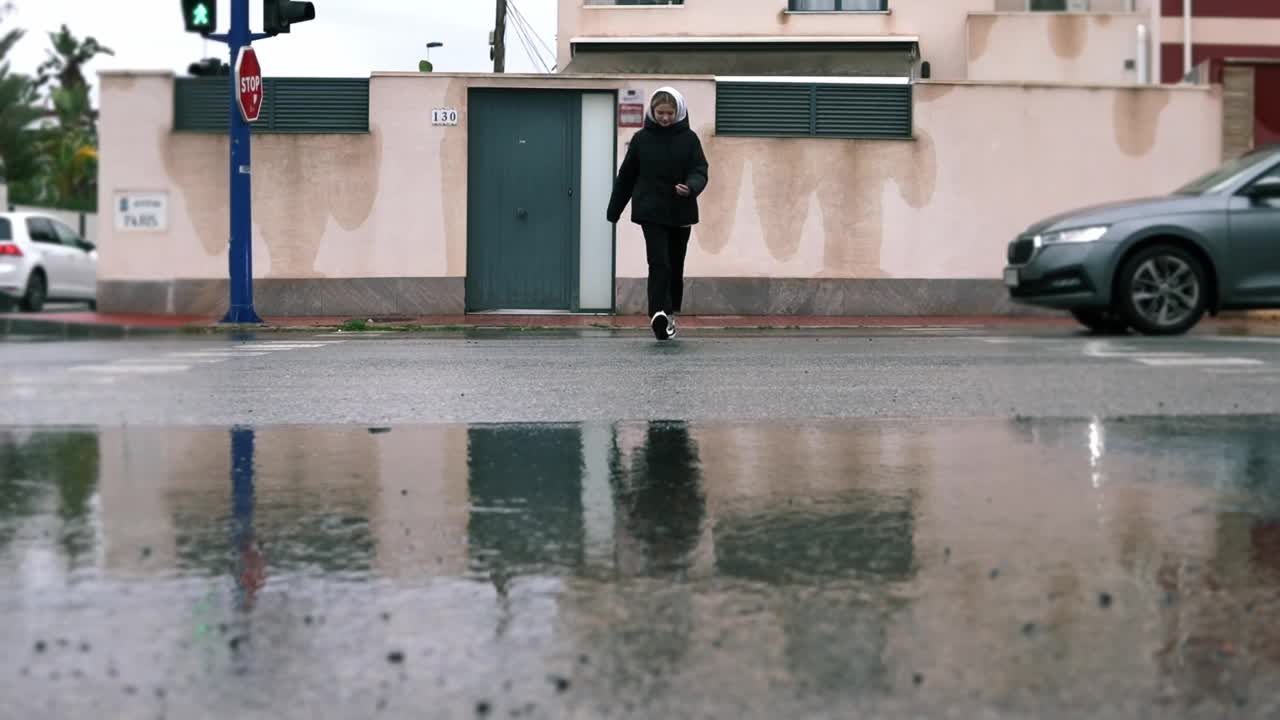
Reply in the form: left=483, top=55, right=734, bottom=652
left=463, top=421, right=710, bottom=581
left=465, top=424, right=587, bottom=579
left=707, top=423, right=916, bottom=696
left=6, top=419, right=1280, bottom=712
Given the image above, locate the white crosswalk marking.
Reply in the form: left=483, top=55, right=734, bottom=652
left=1080, top=340, right=1266, bottom=369
left=55, top=339, right=347, bottom=378
left=70, top=364, right=192, bottom=374
left=974, top=337, right=1074, bottom=346
left=236, top=345, right=327, bottom=350
left=972, top=336, right=1271, bottom=371
left=115, top=357, right=226, bottom=365
left=1208, top=336, right=1280, bottom=345
left=242, top=340, right=344, bottom=345
left=1137, top=357, right=1264, bottom=367
left=168, top=351, right=269, bottom=359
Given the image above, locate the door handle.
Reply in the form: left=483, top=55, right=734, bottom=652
left=516, top=208, right=528, bottom=220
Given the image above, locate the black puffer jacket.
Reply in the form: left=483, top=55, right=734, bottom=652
left=607, top=89, right=709, bottom=227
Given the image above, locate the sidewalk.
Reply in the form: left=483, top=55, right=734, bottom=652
left=2, top=311, right=1079, bottom=337
left=5, top=310, right=1277, bottom=338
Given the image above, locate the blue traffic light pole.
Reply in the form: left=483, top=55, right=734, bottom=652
left=208, top=0, right=270, bottom=324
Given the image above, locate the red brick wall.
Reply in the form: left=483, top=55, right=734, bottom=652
left=1158, top=1, right=1280, bottom=149
left=1160, top=0, right=1280, bottom=18
left=1257, top=64, right=1280, bottom=146
left=1161, top=43, right=1280, bottom=83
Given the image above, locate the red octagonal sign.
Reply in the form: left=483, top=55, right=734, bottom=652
left=235, top=46, right=263, bottom=123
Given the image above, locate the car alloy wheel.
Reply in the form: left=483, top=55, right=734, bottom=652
left=1117, top=246, right=1207, bottom=336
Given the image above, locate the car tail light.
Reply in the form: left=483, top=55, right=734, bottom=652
left=0, top=244, right=22, bottom=257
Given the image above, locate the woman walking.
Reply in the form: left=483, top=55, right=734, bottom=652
left=607, top=87, right=709, bottom=340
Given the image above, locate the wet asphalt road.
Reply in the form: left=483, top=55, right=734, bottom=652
left=3, top=326, right=1280, bottom=424
left=4, top=327, right=1280, bottom=718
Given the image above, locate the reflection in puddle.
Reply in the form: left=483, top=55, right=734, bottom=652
left=2, top=417, right=1280, bottom=717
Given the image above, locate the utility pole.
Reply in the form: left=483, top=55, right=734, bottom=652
left=493, top=0, right=507, bottom=73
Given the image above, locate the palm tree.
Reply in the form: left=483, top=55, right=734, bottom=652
left=29, top=124, right=97, bottom=210
left=0, top=14, right=42, bottom=185
left=21, top=24, right=113, bottom=210
left=37, top=24, right=114, bottom=93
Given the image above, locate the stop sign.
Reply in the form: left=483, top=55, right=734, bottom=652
left=235, top=46, right=263, bottom=123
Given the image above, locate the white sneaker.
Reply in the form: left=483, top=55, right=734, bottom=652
left=650, top=311, right=670, bottom=340
left=667, top=313, right=678, bottom=339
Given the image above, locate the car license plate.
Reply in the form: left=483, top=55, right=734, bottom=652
left=1003, top=268, right=1020, bottom=288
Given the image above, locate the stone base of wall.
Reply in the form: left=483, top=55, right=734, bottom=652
left=1222, top=65, right=1257, bottom=161
left=99, top=277, right=1048, bottom=317
left=616, top=278, right=1050, bottom=317
left=98, top=278, right=466, bottom=317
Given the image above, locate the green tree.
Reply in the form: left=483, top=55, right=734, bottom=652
left=14, top=23, right=113, bottom=210
left=31, top=122, right=97, bottom=211
left=37, top=24, right=113, bottom=132
left=37, top=23, right=113, bottom=90
left=0, top=5, right=42, bottom=186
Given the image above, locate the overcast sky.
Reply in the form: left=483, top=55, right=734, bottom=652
left=5, top=0, right=559, bottom=85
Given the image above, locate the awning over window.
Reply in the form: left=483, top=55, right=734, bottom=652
left=563, top=36, right=919, bottom=77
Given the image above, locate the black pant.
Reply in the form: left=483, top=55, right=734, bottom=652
left=643, top=224, right=691, bottom=317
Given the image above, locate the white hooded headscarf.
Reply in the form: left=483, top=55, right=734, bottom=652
left=645, top=86, right=688, bottom=123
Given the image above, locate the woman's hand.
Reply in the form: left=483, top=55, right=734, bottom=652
left=675, top=184, right=691, bottom=197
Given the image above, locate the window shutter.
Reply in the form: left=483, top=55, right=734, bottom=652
left=173, top=77, right=229, bottom=132
left=173, top=77, right=369, bottom=133
left=268, top=78, right=369, bottom=133
left=715, top=82, right=814, bottom=137
left=814, top=84, right=911, bottom=139
left=716, top=81, right=911, bottom=140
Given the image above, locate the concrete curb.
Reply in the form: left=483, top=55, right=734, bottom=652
left=6, top=311, right=1274, bottom=338
left=2, top=315, right=1078, bottom=338
left=0, top=316, right=191, bottom=339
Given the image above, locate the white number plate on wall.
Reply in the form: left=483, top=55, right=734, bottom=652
left=432, top=108, right=459, bottom=126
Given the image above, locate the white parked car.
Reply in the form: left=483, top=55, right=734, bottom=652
left=0, top=212, right=98, bottom=312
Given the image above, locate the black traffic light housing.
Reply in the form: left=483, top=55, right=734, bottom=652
left=264, top=1, right=316, bottom=35
left=181, top=0, right=217, bottom=35
left=188, top=57, right=229, bottom=77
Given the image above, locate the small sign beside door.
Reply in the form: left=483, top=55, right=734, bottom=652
left=114, top=191, right=169, bottom=232
left=432, top=108, right=460, bottom=126
left=618, top=88, right=644, bottom=128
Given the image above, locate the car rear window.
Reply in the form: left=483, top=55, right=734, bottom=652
left=0, top=218, right=10, bottom=241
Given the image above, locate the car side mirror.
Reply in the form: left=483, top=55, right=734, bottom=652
left=1245, top=176, right=1280, bottom=200
left=79, top=241, right=95, bottom=252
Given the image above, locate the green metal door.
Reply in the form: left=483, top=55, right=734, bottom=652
left=467, top=90, right=580, bottom=311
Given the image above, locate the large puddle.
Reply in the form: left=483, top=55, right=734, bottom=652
left=2, top=417, right=1279, bottom=718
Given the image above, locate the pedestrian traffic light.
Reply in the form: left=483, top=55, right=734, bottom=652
left=181, top=0, right=216, bottom=35
left=263, top=0, right=316, bottom=35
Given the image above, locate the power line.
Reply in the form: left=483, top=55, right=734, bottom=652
left=507, top=1, right=555, bottom=72
left=514, top=7, right=555, bottom=70
left=508, top=1, right=554, bottom=62
left=507, top=7, right=549, bottom=73
left=512, top=20, right=543, bottom=72
left=507, top=4, right=547, bottom=72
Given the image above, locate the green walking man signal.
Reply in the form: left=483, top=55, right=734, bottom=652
left=182, top=0, right=216, bottom=34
